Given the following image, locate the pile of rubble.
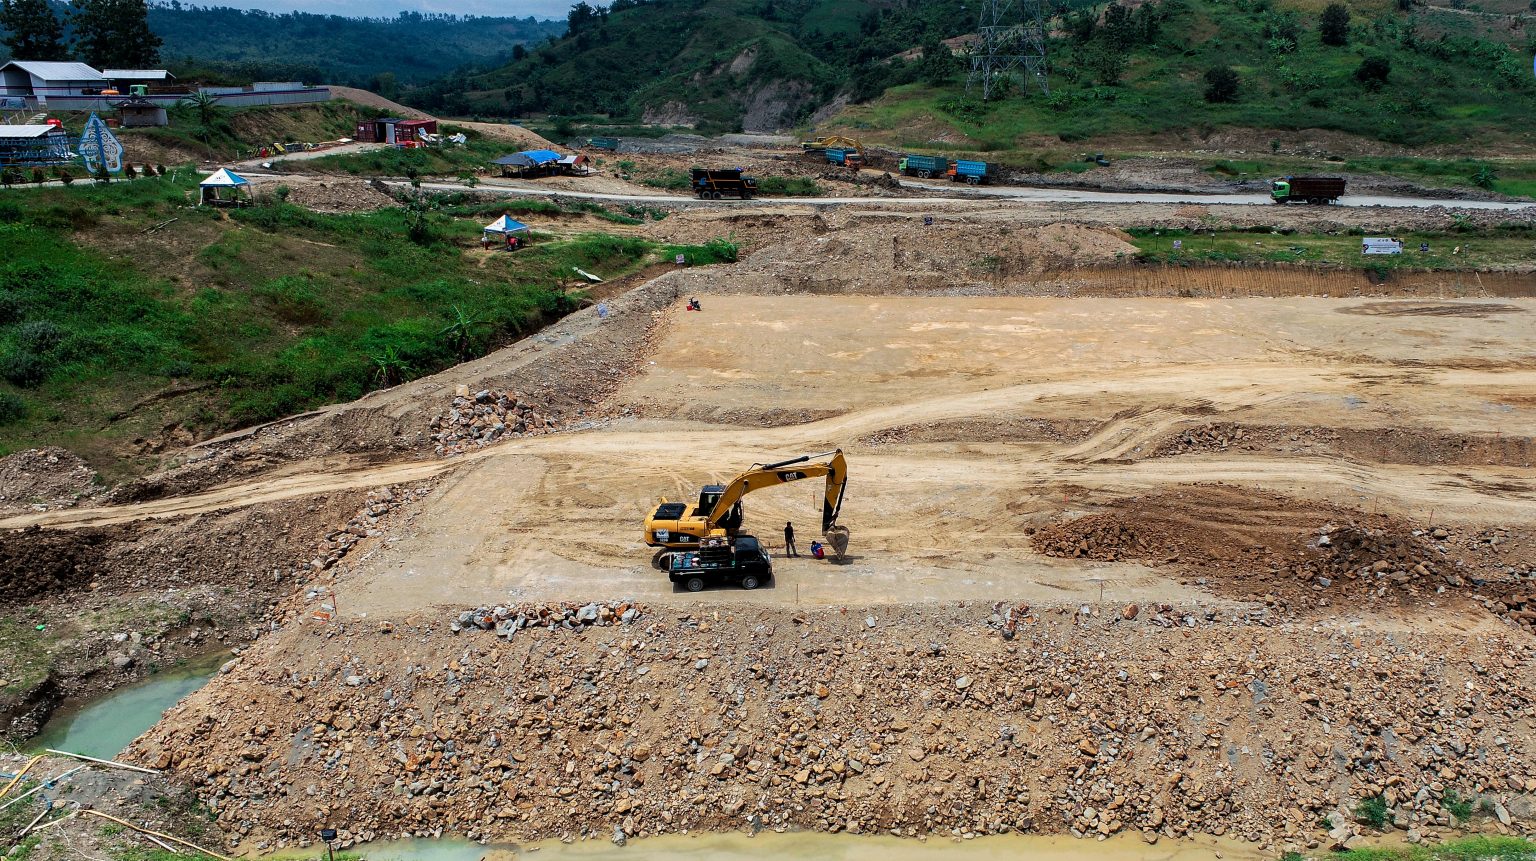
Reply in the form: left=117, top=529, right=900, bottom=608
left=130, top=605, right=1536, bottom=854
left=1153, top=423, right=1262, bottom=456
left=429, top=386, right=558, bottom=457
left=1310, top=524, right=1442, bottom=586
left=277, top=180, right=396, bottom=213
left=450, top=601, right=643, bottom=636
left=0, top=446, right=101, bottom=513
left=1030, top=513, right=1174, bottom=562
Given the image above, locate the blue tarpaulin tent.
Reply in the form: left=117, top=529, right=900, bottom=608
left=494, top=149, right=564, bottom=177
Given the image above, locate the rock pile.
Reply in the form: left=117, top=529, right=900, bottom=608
left=1312, top=524, right=1441, bottom=585
left=129, top=605, right=1536, bottom=854
left=1031, top=514, right=1172, bottom=562
left=429, top=386, right=557, bottom=457
left=451, top=601, right=643, bottom=637
left=0, top=446, right=101, bottom=512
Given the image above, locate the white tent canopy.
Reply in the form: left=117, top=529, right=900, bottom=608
left=482, top=215, right=529, bottom=235
left=199, top=168, right=249, bottom=188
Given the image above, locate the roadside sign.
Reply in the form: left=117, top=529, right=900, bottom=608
left=1361, top=237, right=1403, bottom=255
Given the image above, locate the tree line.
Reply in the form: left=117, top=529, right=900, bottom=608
left=1, top=0, right=161, bottom=67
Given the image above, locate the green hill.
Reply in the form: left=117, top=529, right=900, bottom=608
left=407, top=0, right=973, bottom=129
left=148, top=6, right=566, bottom=87
left=413, top=0, right=1536, bottom=150
left=0, top=5, right=565, bottom=88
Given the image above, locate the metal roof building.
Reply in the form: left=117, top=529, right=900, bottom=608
left=0, top=61, right=107, bottom=104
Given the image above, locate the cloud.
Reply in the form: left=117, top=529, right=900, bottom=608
left=210, top=0, right=570, bottom=19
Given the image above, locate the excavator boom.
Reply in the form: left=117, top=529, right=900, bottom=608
left=705, top=449, right=848, bottom=532
left=643, top=450, right=850, bottom=557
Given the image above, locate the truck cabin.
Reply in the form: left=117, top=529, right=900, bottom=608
left=1270, top=179, right=1290, bottom=200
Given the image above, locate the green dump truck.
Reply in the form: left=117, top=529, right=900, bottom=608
left=1271, top=176, right=1346, bottom=205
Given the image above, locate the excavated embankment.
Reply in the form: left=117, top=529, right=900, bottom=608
left=130, top=602, right=1536, bottom=854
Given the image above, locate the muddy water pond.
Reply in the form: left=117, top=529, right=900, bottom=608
left=28, top=650, right=229, bottom=760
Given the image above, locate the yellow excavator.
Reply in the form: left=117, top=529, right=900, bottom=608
left=643, top=449, right=850, bottom=565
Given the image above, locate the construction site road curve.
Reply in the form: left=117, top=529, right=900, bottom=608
left=394, top=178, right=1536, bottom=210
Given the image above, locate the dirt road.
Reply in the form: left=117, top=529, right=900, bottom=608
left=402, top=177, right=1536, bottom=210
left=18, top=295, right=1532, bottom=615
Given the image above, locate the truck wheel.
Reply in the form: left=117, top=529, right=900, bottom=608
left=685, top=577, right=705, bottom=593
left=711, top=191, right=722, bottom=200
left=740, top=575, right=760, bottom=591
left=967, top=176, right=980, bottom=185
left=1308, top=197, right=1321, bottom=205
left=918, top=170, right=932, bottom=179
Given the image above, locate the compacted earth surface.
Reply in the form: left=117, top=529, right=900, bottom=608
left=2, top=198, right=1534, bottom=858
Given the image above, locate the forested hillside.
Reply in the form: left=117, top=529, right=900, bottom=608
left=410, top=0, right=1536, bottom=149
left=409, top=0, right=975, bottom=129
left=149, top=6, right=565, bottom=87
left=0, top=4, right=565, bottom=87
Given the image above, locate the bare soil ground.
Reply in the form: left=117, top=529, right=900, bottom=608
left=6, top=204, right=1536, bottom=856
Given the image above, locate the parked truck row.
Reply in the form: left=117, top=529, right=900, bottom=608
left=898, top=155, right=992, bottom=184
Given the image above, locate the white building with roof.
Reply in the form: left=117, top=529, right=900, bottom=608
left=0, top=61, right=108, bottom=105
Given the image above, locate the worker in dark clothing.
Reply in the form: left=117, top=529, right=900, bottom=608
left=784, top=522, right=798, bottom=557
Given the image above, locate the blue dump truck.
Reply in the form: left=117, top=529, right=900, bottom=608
left=692, top=168, right=758, bottom=200
left=898, top=154, right=949, bottom=179
left=824, top=147, right=862, bottom=167
left=948, top=159, right=991, bottom=185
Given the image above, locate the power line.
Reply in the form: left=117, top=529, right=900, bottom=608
left=966, top=0, right=1050, bottom=99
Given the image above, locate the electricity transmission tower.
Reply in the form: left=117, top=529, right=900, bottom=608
left=966, top=0, right=1050, bottom=99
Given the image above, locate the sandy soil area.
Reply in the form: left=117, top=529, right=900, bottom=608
left=8, top=207, right=1536, bottom=857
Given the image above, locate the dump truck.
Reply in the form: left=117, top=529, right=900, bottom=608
left=948, top=159, right=990, bottom=184
left=644, top=449, right=850, bottom=565
left=899, top=154, right=948, bottom=179
left=824, top=146, right=862, bottom=167
left=1271, top=176, right=1346, bottom=205
left=586, top=136, right=619, bottom=151
left=692, top=168, right=757, bottom=200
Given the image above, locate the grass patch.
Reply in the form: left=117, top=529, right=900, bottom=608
left=1329, top=836, right=1536, bottom=861
left=0, top=181, right=737, bottom=468
left=1354, top=794, right=1391, bottom=830
left=1443, top=789, right=1474, bottom=823
left=756, top=176, right=825, bottom=196
left=1127, top=226, right=1536, bottom=270
left=303, top=129, right=504, bottom=178
left=0, top=611, right=62, bottom=695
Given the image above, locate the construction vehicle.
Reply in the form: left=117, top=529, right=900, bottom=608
left=692, top=167, right=757, bottom=200
left=1271, top=176, right=1346, bottom=205
left=802, top=135, right=863, bottom=155
left=824, top=146, right=862, bottom=168
left=668, top=535, right=773, bottom=592
left=587, top=136, right=619, bottom=151
left=643, top=449, right=850, bottom=565
left=947, top=159, right=990, bottom=184
left=899, top=154, right=948, bottom=179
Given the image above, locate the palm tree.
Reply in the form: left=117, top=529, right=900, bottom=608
left=179, top=91, right=223, bottom=142
left=439, top=305, right=491, bottom=362
left=370, top=345, right=412, bottom=388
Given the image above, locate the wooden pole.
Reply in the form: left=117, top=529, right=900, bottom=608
left=44, top=749, right=159, bottom=774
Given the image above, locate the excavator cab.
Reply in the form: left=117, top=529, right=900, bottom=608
left=697, top=485, right=743, bottom=532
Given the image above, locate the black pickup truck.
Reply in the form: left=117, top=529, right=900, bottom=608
left=667, top=536, right=773, bottom=592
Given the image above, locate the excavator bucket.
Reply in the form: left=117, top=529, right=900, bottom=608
left=824, top=525, right=850, bottom=562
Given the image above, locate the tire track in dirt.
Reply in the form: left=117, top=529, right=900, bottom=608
left=10, top=363, right=1535, bottom=531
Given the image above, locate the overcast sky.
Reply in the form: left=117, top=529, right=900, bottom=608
left=202, top=0, right=568, bottom=19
